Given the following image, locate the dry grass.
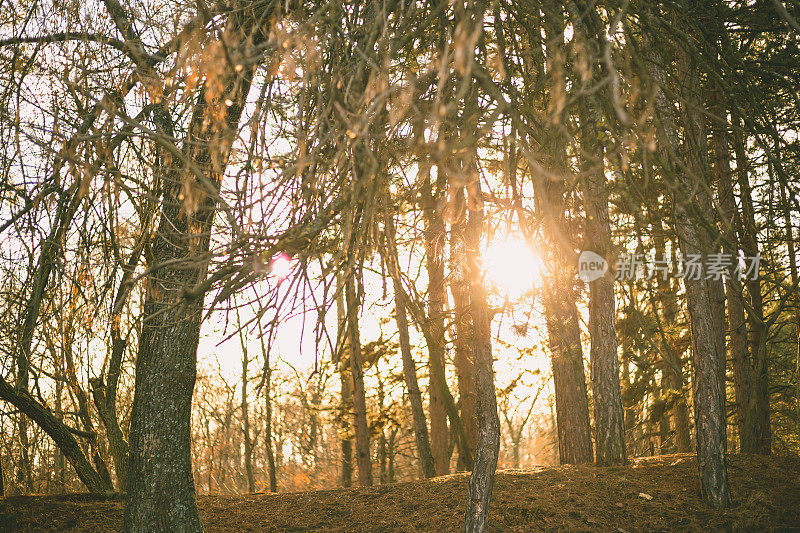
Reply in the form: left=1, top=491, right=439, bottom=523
left=1, top=454, right=798, bottom=532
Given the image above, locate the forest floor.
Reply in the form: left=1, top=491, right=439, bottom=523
left=1, top=453, right=799, bottom=532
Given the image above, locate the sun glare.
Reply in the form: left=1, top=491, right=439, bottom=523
left=270, top=253, right=294, bottom=280
left=483, top=237, right=543, bottom=299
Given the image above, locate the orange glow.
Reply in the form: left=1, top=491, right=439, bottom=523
left=483, top=237, right=542, bottom=299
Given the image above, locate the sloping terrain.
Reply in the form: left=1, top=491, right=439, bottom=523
left=1, top=454, right=798, bottom=532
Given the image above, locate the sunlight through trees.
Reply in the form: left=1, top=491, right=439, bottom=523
left=1, top=0, right=799, bottom=531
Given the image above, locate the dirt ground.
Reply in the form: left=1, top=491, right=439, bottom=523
left=1, top=453, right=798, bottom=532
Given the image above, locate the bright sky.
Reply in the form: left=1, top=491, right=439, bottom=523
left=197, top=233, right=555, bottom=424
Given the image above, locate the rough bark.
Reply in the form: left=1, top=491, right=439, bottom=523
left=678, top=50, right=728, bottom=451
left=537, top=157, right=594, bottom=465
left=89, top=381, right=129, bottom=491
left=578, top=99, right=626, bottom=466
left=674, top=213, right=731, bottom=508
left=649, top=25, right=731, bottom=507
left=710, top=95, right=751, bottom=452
left=345, top=275, right=373, bottom=487
left=463, top=179, right=501, bottom=533
left=537, top=0, right=593, bottom=466
left=545, top=293, right=595, bottom=465
left=688, top=57, right=729, bottom=450
left=123, top=13, right=261, bottom=530
left=732, top=120, right=770, bottom=454
left=124, top=248, right=207, bottom=530
left=383, top=212, right=437, bottom=479
left=449, top=187, right=479, bottom=466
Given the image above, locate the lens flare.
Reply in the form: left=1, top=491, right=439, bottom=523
left=483, top=237, right=542, bottom=299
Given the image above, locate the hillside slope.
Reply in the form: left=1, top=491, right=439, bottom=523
left=1, top=454, right=798, bottom=532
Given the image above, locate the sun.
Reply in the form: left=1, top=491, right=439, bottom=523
left=269, top=253, right=294, bottom=280
left=483, top=237, right=543, bottom=299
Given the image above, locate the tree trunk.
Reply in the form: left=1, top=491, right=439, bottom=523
left=265, top=368, right=277, bottom=493
left=256, top=318, right=278, bottom=493
left=780, top=182, right=800, bottom=436
left=55, top=377, right=67, bottom=492
left=673, top=391, right=692, bottom=453
left=335, top=281, right=353, bottom=487
left=655, top=384, right=671, bottom=454
left=621, top=348, right=637, bottom=455
left=388, top=429, right=397, bottom=482
left=538, top=177, right=594, bottom=465
left=710, top=95, right=751, bottom=453
left=17, top=418, right=30, bottom=493
left=463, top=178, right=501, bottom=533
left=340, top=387, right=354, bottom=486
left=449, top=187, right=479, bottom=467
left=674, top=213, right=731, bottom=507
left=240, top=344, right=255, bottom=493
left=124, top=13, right=260, bottom=528
left=89, top=381, right=129, bottom=491
left=422, top=175, right=452, bottom=475
left=124, top=269, right=206, bottom=530
left=653, top=224, right=693, bottom=453
left=545, top=295, right=595, bottom=464
left=732, top=119, right=770, bottom=454
left=345, top=275, right=373, bottom=486
left=383, top=211, right=437, bottom=478
left=378, top=380, right=387, bottom=484
left=578, top=98, right=626, bottom=466
left=649, top=28, right=731, bottom=507
left=538, top=0, right=593, bottom=466
left=678, top=48, right=728, bottom=453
